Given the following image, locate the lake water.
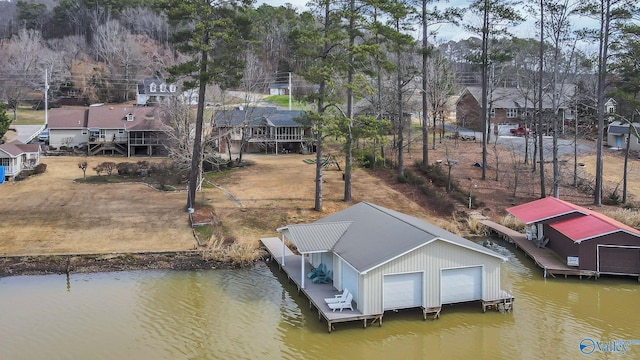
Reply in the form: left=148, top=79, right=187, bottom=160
left=1, top=240, right=639, bottom=359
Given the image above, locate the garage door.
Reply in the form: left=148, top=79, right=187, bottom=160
left=441, top=267, right=483, bottom=304
left=599, top=246, right=640, bottom=275
left=383, top=272, right=423, bottom=311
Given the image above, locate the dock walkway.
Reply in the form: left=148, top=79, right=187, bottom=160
left=481, top=220, right=596, bottom=278
left=260, top=237, right=383, bottom=332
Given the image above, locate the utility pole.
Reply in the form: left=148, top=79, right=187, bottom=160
left=288, top=72, right=292, bottom=111
left=44, top=69, right=49, bottom=126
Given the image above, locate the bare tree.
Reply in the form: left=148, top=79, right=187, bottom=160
left=0, top=29, right=46, bottom=122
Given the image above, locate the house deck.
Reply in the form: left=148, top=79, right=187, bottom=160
left=260, top=237, right=383, bottom=333
left=481, top=220, right=597, bottom=279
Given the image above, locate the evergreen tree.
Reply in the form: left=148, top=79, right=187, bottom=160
left=161, top=0, right=251, bottom=210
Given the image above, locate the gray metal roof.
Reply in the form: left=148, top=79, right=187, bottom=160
left=608, top=121, right=640, bottom=135
left=279, top=222, right=353, bottom=253
left=214, top=107, right=307, bottom=127
left=281, top=202, right=506, bottom=274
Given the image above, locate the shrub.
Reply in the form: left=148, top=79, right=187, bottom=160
left=500, top=214, right=526, bottom=231
left=33, top=163, right=47, bottom=174
left=117, top=162, right=139, bottom=176
left=93, top=162, right=117, bottom=176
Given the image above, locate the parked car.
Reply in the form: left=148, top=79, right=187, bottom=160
left=510, top=125, right=534, bottom=136
left=38, top=129, right=49, bottom=142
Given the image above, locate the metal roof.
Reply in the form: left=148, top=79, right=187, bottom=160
left=278, top=222, right=352, bottom=253
left=506, top=197, right=586, bottom=224
left=608, top=121, right=640, bottom=135
left=280, top=202, right=506, bottom=274
left=508, top=197, right=640, bottom=242
left=214, top=107, right=306, bottom=127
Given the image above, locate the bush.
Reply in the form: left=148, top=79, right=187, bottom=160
left=33, top=163, right=47, bottom=174
left=117, top=162, right=139, bottom=176
left=94, top=162, right=117, bottom=176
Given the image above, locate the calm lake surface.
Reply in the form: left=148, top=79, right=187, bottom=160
left=1, top=239, right=639, bottom=360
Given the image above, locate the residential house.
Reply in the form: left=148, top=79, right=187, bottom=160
left=0, top=140, right=41, bottom=181
left=47, top=105, right=171, bottom=157
left=508, top=197, right=640, bottom=277
left=269, top=82, right=290, bottom=96
left=136, top=78, right=178, bottom=106
left=213, top=107, right=311, bottom=154
left=275, top=202, right=512, bottom=318
left=455, top=86, right=576, bottom=134
left=607, top=121, right=640, bottom=151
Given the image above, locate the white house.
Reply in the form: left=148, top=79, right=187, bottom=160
left=47, top=105, right=171, bottom=157
left=275, top=202, right=513, bottom=318
left=136, top=78, right=178, bottom=106
left=0, top=140, right=41, bottom=180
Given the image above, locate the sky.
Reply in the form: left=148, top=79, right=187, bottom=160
left=255, top=0, right=601, bottom=52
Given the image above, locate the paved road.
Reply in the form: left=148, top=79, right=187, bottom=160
left=8, top=125, right=45, bottom=144
left=444, top=124, right=596, bottom=159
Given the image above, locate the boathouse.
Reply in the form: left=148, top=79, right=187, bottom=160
left=262, top=202, right=513, bottom=331
left=507, top=197, right=640, bottom=277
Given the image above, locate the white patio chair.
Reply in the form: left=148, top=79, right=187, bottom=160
left=328, top=293, right=353, bottom=312
left=324, top=288, right=349, bottom=304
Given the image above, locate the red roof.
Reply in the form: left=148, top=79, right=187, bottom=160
left=506, top=197, right=586, bottom=224
left=508, top=197, right=640, bottom=243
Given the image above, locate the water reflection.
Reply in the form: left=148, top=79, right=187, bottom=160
left=0, top=239, right=638, bottom=359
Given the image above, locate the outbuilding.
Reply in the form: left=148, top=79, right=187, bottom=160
left=507, top=197, right=640, bottom=277
left=275, top=202, right=513, bottom=318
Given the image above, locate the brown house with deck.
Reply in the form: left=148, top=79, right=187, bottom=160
left=507, top=197, right=640, bottom=278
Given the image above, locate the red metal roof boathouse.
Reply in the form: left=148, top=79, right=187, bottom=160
left=506, top=197, right=640, bottom=279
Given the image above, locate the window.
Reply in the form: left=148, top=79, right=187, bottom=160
left=149, top=83, right=157, bottom=93
left=506, top=109, right=518, bottom=118
left=126, top=113, right=134, bottom=122
left=169, top=84, right=177, bottom=93
left=118, top=129, right=125, bottom=134
left=160, top=83, right=167, bottom=92
left=490, top=108, right=496, bottom=117
left=608, top=106, right=615, bottom=114
left=81, top=129, right=88, bottom=135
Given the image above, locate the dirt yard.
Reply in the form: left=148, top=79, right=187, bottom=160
left=0, top=156, right=195, bottom=255
left=2, top=137, right=638, bottom=259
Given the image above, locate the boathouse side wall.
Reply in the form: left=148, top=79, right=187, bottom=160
left=360, top=240, right=503, bottom=315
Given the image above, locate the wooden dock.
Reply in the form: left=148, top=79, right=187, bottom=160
left=260, top=237, right=383, bottom=333
left=481, top=220, right=596, bottom=279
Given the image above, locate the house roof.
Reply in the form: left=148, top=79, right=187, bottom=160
left=280, top=202, right=506, bottom=274
left=48, top=106, right=169, bottom=132
left=0, top=140, right=40, bottom=158
left=278, top=222, right=352, bottom=253
left=137, top=78, right=177, bottom=96
left=214, top=107, right=307, bottom=127
left=47, top=108, right=89, bottom=129
left=506, top=197, right=587, bottom=224
left=460, top=85, right=575, bottom=110
left=508, top=197, right=640, bottom=243
left=608, top=121, right=640, bottom=135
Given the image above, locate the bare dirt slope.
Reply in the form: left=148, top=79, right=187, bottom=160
left=0, top=156, right=195, bottom=255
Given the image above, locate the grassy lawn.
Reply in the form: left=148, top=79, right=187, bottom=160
left=12, top=107, right=45, bottom=125
left=263, top=95, right=311, bottom=110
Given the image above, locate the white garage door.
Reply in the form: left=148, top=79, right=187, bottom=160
left=441, top=266, right=483, bottom=304
left=383, top=272, right=423, bottom=310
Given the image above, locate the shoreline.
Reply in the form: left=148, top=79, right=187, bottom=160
left=0, top=251, right=245, bottom=278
